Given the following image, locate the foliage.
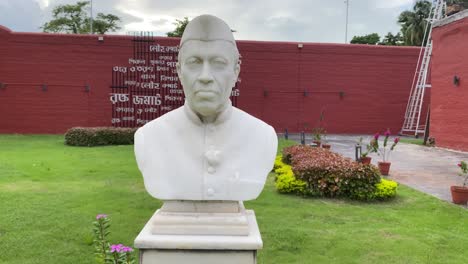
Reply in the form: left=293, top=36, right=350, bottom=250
left=398, top=0, right=431, bottom=46
left=312, top=127, right=326, bottom=141
left=2, top=136, right=468, bottom=263
left=42, top=1, right=121, bottom=34
left=93, top=214, right=110, bottom=263
left=166, top=17, right=189, bottom=37
left=312, top=109, right=326, bottom=141
left=446, top=0, right=468, bottom=6
left=397, top=137, right=426, bottom=146
left=274, top=156, right=307, bottom=194
left=283, top=145, right=381, bottom=200
left=369, top=129, right=400, bottom=162
left=357, top=137, right=373, bottom=158
left=350, top=33, right=380, bottom=45
left=379, top=32, right=404, bottom=46
left=65, top=127, right=137, bottom=146
left=92, top=214, right=135, bottom=264
left=457, top=161, right=468, bottom=186
left=427, top=137, right=436, bottom=146
left=373, top=179, right=398, bottom=200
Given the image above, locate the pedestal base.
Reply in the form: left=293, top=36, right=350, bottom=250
left=139, top=249, right=256, bottom=264
left=134, top=201, right=262, bottom=264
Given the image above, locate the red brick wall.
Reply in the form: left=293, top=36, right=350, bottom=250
left=431, top=16, right=468, bottom=151
left=0, top=25, right=421, bottom=134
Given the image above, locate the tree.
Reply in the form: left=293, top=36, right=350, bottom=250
left=350, top=33, right=380, bottom=45
left=379, top=32, right=404, bottom=46
left=398, top=0, right=431, bottom=46
left=166, top=17, right=189, bottom=37
left=42, top=1, right=121, bottom=34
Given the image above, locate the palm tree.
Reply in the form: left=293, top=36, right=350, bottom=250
left=398, top=0, right=432, bottom=46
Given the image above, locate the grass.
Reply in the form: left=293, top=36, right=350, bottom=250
left=399, top=137, right=425, bottom=146
left=1, top=135, right=467, bottom=263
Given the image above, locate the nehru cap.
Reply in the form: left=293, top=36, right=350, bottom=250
left=180, top=15, right=236, bottom=48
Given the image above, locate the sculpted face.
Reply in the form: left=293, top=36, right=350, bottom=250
left=177, top=40, right=240, bottom=118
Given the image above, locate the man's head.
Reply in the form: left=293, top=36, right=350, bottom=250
left=176, top=15, right=240, bottom=119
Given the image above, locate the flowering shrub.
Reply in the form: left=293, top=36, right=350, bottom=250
left=457, top=161, right=468, bottom=186
left=93, top=214, right=135, bottom=264
left=373, top=179, right=398, bottom=200
left=282, top=145, right=381, bottom=200
left=370, top=129, right=400, bottom=162
left=274, top=155, right=307, bottom=194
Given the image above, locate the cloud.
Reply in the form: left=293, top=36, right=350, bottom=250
left=0, top=0, right=43, bottom=32
left=374, top=0, right=415, bottom=9
left=0, top=0, right=412, bottom=43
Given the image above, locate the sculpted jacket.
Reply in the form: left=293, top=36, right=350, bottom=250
left=134, top=102, right=278, bottom=201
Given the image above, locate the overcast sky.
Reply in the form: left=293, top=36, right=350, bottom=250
left=0, top=0, right=418, bottom=43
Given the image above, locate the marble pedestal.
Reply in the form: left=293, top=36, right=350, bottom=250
left=134, top=201, right=262, bottom=264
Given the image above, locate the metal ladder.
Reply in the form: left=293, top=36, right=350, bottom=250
left=401, top=0, right=445, bottom=137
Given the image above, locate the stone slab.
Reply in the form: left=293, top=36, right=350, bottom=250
left=134, top=210, right=262, bottom=250
left=139, top=249, right=256, bottom=264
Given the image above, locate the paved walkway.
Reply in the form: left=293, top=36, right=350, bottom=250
left=286, top=134, right=468, bottom=204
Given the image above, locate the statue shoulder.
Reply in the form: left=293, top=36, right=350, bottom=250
left=136, top=107, right=184, bottom=135
left=232, top=107, right=276, bottom=134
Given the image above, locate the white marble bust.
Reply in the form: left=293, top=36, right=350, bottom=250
left=134, top=14, right=278, bottom=201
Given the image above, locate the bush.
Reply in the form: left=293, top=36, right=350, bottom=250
left=65, top=127, right=137, bottom=146
left=373, top=178, right=398, bottom=200
left=283, top=145, right=382, bottom=200
left=274, top=155, right=307, bottom=194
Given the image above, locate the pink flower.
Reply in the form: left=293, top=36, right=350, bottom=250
left=374, top=133, right=380, bottom=140
left=394, top=137, right=400, bottom=143
left=458, top=163, right=462, bottom=167
left=384, top=129, right=391, bottom=137
left=96, top=214, right=107, bottom=220
left=122, top=246, right=134, bottom=253
left=110, top=244, right=124, bottom=253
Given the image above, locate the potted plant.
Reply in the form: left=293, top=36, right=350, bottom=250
left=360, top=144, right=373, bottom=165
left=321, top=134, right=331, bottom=150
left=357, top=137, right=372, bottom=164
left=312, top=127, right=325, bottom=147
left=451, top=161, right=468, bottom=204
left=370, top=129, right=400, bottom=176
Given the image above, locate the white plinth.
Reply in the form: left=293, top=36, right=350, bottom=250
left=134, top=201, right=262, bottom=264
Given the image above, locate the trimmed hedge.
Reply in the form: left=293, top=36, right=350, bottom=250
left=279, top=145, right=397, bottom=201
left=373, top=178, right=398, bottom=200
left=65, top=127, right=138, bottom=146
left=274, top=156, right=307, bottom=194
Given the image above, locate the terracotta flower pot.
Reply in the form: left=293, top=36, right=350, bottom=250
left=450, top=186, right=468, bottom=205
left=322, top=144, right=331, bottom=149
left=378, top=161, right=391, bottom=176
left=361, top=156, right=371, bottom=165
left=312, top=140, right=321, bottom=147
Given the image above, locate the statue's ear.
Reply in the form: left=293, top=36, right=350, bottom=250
left=234, top=61, right=241, bottom=80
left=176, top=62, right=182, bottom=81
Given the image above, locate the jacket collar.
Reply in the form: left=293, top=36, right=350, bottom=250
left=183, top=100, right=233, bottom=126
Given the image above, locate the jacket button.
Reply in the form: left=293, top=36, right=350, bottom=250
left=206, top=188, right=215, bottom=196
left=207, top=166, right=216, bottom=174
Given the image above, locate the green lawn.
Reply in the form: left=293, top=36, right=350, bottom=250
left=399, top=137, right=425, bottom=146
left=0, top=135, right=467, bottom=264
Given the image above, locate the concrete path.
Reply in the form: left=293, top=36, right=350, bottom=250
left=285, top=134, right=468, bottom=204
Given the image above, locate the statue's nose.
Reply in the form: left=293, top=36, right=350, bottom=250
left=197, top=63, right=214, bottom=83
